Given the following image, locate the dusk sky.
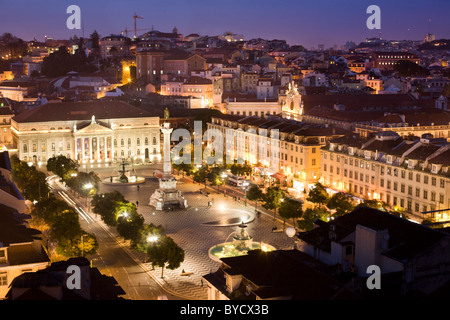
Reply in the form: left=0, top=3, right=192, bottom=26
left=1, top=0, right=449, bottom=48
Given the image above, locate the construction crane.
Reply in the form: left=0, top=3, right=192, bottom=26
left=121, top=27, right=153, bottom=38
left=133, top=12, right=143, bottom=38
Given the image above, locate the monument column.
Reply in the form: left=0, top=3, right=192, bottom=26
left=161, top=122, right=173, bottom=175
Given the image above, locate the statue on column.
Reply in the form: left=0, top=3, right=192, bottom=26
left=164, top=107, right=170, bottom=122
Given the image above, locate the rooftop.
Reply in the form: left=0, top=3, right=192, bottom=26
left=12, top=100, right=155, bottom=123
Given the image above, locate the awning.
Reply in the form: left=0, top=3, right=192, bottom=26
left=271, top=172, right=287, bottom=180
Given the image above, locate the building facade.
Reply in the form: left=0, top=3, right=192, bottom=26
left=320, top=131, right=450, bottom=222
left=11, top=100, right=161, bottom=165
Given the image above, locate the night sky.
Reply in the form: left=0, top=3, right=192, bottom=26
left=0, top=0, right=449, bottom=48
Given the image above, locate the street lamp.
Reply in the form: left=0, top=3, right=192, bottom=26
left=243, top=181, right=249, bottom=206
left=84, top=183, right=93, bottom=208
left=81, top=234, right=88, bottom=257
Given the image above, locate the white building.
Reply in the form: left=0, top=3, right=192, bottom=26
left=11, top=100, right=161, bottom=165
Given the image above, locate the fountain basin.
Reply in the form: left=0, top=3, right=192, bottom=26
left=102, top=176, right=146, bottom=185
left=208, top=242, right=276, bottom=262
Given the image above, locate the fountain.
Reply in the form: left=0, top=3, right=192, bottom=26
left=208, top=222, right=276, bottom=262
left=102, top=159, right=145, bottom=185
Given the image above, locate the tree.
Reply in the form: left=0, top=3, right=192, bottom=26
left=91, top=191, right=126, bottom=227
left=193, top=165, right=210, bottom=189
left=115, top=202, right=144, bottom=246
left=46, top=155, right=79, bottom=182
left=394, top=60, right=429, bottom=77
left=307, top=182, right=329, bottom=207
left=66, top=171, right=100, bottom=198
left=355, top=199, right=387, bottom=211
left=89, top=30, right=101, bottom=59
left=230, top=162, right=252, bottom=177
left=134, top=223, right=166, bottom=253
left=31, top=195, right=98, bottom=258
left=146, top=235, right=185, bottom=278
left=279, top=197, right=303, bottom=228
left=10, top=154, right=49, bottom=201
left=261, top=186, right=285, bottom=219
left=207, top=166, right=225, bottom=190
left=246, top=184, right=264, bottom=211
left=41, top=45, right=96, bottom=77
left=56, top=233, right=98, bottom=258
left=327, top=192, right=355, bottom=217
left=297, top=207, right=331, bottom=231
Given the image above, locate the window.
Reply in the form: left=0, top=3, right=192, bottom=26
left=128, top=138, right=131, bottom=146
left=0, top=273, right=6, bottom=286
left=51, top=143, right=55, bottom=151
left=424, top=175, right=429, bottom=184
left=441, top=179, right=445, bottom=188
left=137, top=138, right=140, bottom=146
left=408, top=186, right=412, bottom=196
left=32, top=144, right=37, bottom=152
left=312, top=159, right=316, bottom=166
left=121, top=139, right=124, bottom=147
left=0, top=250, right=5, bottom=263
left=423, top=190, right=428, bottom=200
left=416, top=188, right=420, bottom=197
left=431, top=177, right=436, bottom=186
left=312, top=148, right=316, bottom=154
left=408, top=172, right=413, bottom=180
left=145, top=137, right=149, bottom=145
left=416, top=174, right=421, bottom=183
left=440, top=194, right=445, bottom=204
left=153, top=137, right=157, bottom=145
left=23, top=144, right=28, bottom=153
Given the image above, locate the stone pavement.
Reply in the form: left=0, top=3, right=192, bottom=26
left=95, top=168, right=297, bottom=300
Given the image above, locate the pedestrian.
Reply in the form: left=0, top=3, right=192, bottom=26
left=136, top=200, right=139, bottom=207
left=137, top=185, right=140, bottom=191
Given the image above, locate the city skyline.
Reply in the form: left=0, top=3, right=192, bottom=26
left=1, top=0, right=449, bottom=48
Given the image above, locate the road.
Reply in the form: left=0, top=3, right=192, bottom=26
left=48, top=175, right=182, bottom=300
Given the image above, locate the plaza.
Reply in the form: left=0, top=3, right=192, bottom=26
left=94, top=164, right=297, bottom=300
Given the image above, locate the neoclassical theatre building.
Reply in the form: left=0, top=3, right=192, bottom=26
left=11, top=100, right=161, bottom=164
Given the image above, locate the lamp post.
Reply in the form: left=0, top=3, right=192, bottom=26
left=243, top=181, right=249, bottom=206
left=147, top=235, right=159, bottom=265
left=84, top=183, right=93, bottom=209
left=81, top=234, right=88, bottom=257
